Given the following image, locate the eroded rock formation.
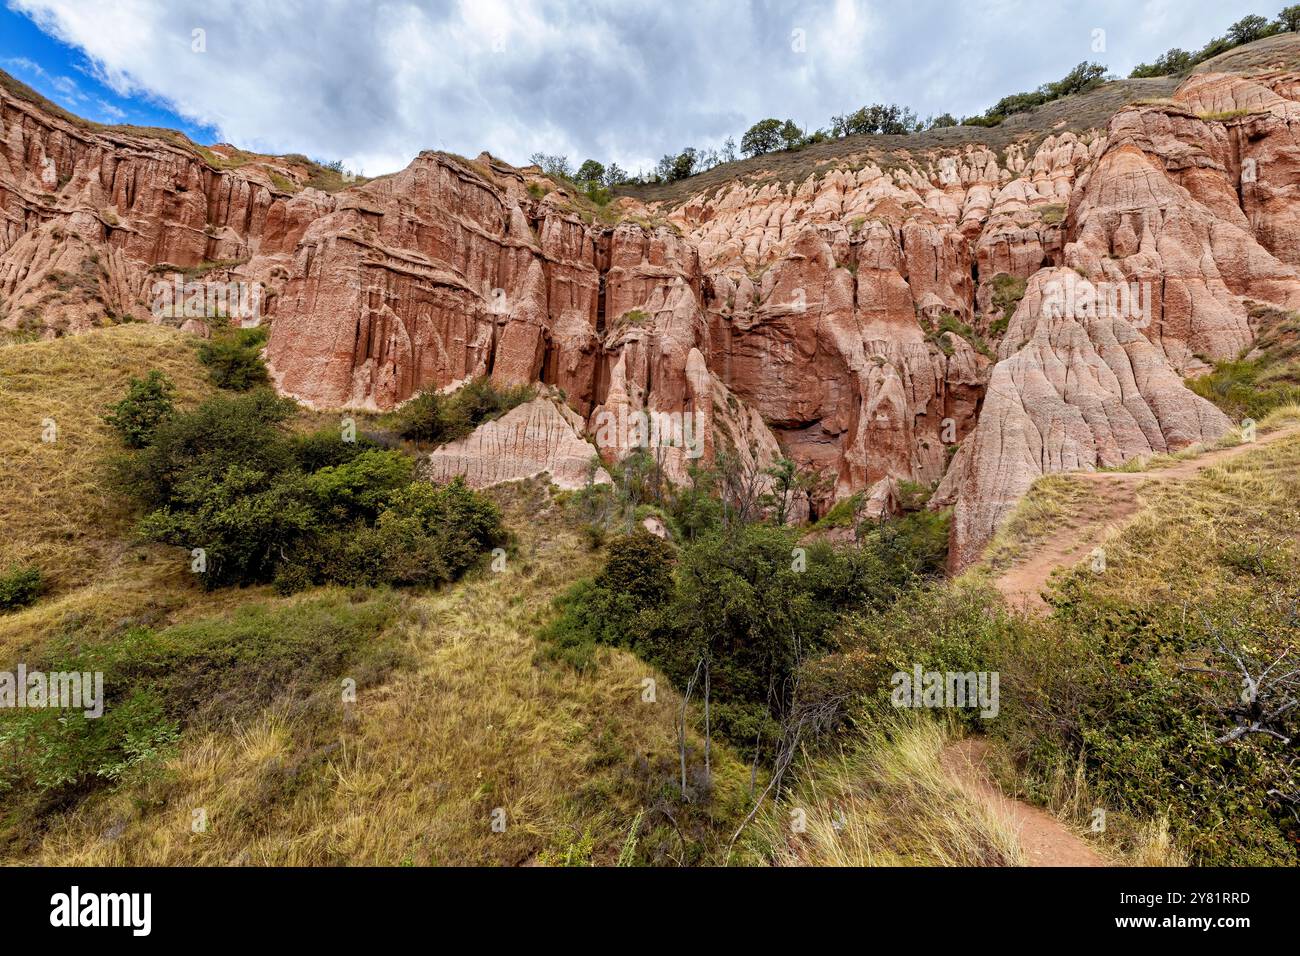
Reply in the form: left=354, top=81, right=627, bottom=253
left=5, top=43, right=1300, bottom=562
left=425, top=392, right=611, bottom=490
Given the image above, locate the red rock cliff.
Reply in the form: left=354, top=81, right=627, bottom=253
left=5, top=50, right=1300, bottom=559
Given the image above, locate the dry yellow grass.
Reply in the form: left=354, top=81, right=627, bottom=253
left=1, top=329, right=753, bottom=867
left=999, top=746, right=1185, bottom=866
left=1048, top=433, right=1300, bottom=608
left=978, top=474, right=1089, bottom=573
left=21, top=487, right=753, bottom=866
left=1261, top=402, right=1300, bottom=430
left=0, top=557, right=265, bottom=664
left=744, top=717, right=1026, bottom=866
left=0, top=323, right=238, bottom=662
left=0, top=324, right=210, bottom=594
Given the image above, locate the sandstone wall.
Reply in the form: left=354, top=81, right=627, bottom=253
left=6, top=58, right=1300, bottom=541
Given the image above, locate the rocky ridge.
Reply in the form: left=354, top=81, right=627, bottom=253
left=5, top=38, right=1300, bottom=563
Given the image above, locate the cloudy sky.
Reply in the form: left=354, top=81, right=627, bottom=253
left=0, top=0, right=1271, bottom=176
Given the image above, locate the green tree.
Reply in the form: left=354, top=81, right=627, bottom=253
left=831, top=104, right=919, bottom=136
left=197, top=325, right=269, bottom=391
left=1043, top=61, right=1108, bottom=99
left=529, top=153, right=571, bottom=180
left=779, top=119, right=804, bottom=150
left=741, top=118, right=783, bottom=156
left=138, top=464, right=318, bottom=588
left=1278, top=5, right=1300, bottom=32
left=1130, top=48, right=1193, bottom=77
left=764, top=457, right=799, bottom=525
left=987, top=62, right=1107, bottom=120
left=602, top=162, right=627, bottom=187
left=118, top=388, right=298, bottom=507
left=1227, top=14, right=1272, bottom=45
left=669, top=147, right=698, bottom=181
left=576, top=159, right=605, bottom=185
left=104, top=370, right=175, bottom=448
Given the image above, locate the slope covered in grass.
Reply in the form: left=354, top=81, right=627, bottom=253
left=1188, top=304, right=1300, bottom=423
left=766, top=434, right=1300, bottom=867
left=0, top=328, right=752, bottom=866
left=0, top=324, right=210, bottom=594
left=4, top=473, right=752, bottom=865
left=743, top=718, right=1027, bottom=866
left=1021, top=434, right=1300, bottom=864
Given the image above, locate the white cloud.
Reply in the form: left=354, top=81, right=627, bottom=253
left=7, top=0, right=1268, bottom=176
left=3, top=53, right=86, bottom=102
left=94, top=97, right=126, bottom=120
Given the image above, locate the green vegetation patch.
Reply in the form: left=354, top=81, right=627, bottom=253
left=383, top=377, right=535, bottom=448
left=1187, top=305, right=1300, bottom=422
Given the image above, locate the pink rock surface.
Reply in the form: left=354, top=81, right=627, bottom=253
left=6, top=53, right=1300, bottom=530
left=424, top=394, right=611, bottom=490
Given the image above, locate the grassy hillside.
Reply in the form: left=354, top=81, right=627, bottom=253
left=756, top=424, right=1300, bottom=868
left=618, top=76, right=1178, bottom=206
left=0, top=325, right=209, bottom=589
left=1188, top=304, right=1300, bottom=423
left=0, top=325, right=246, bottom=663
left=0, top=327, right=752, bottom=864
left=981, top=430, right=1300, bottom=863
left=16, top=483, right=754, bottom=865
left=620, top=32, right=1300, bottom=208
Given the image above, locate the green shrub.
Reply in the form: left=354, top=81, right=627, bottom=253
left=138, top=465, right=318, bottom=587
left=197, top=324, right=269, bottom=390
left=667, top=469, right=724, bottom=542
left=374, top=478, right=508, bottom=581
left=814, top=494, right=862, bottom=529
left=387, top=377, right=534, bottom=447
left=290, top=427, right=377, bottom=471
left=0, top=565, right=42, bottom=612
left=0, top=689, right=178, bottom=794
left=109, top=387, right=507, bottom=591
left=280, top=478, right=507, bottom=590
left=860, top=508, right=952, bottom=578
left=930, top=311, right=993, bottom=358
left=595, top=530, right=676, bottom=604
left=0, top=592, right=399, bottom=801
left=544, top=521, right=924, bottom=757
left=103, top=370, right=175, bottom=448
left=114, top=388, right=298, bottom=508
left=389, top=390, right=450, bottom=445
left=305, top=449, right=414, bottom=522
left=813, top=583, right=1015, bottom=726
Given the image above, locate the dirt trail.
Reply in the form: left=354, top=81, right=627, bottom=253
left=994, top=427, right=1300, bottom=613
left=942, top=739, right=1107, bottom=867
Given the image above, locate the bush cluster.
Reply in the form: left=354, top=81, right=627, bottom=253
left=107, top=380, right=507, bottom=591
left=197, top=324, right=269, bottom=391
left=385, top=377, right=535, bottom=447
left=544, top=505, right=940, bottom=759
left=0, top=565, right=42, bottom=612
